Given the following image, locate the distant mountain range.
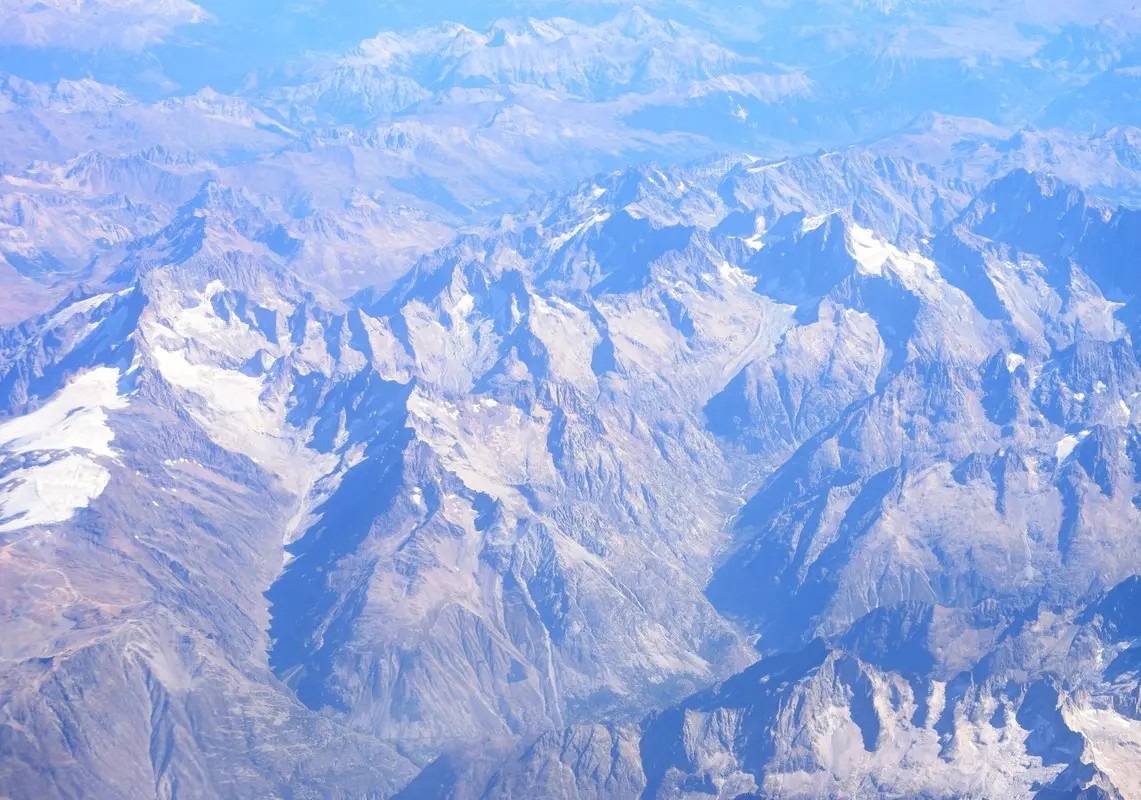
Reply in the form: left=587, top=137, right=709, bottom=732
left=2, top=4, right=1141, bottom=325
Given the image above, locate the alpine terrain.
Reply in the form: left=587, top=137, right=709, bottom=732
left=2, top=2, right=1141, bottom=799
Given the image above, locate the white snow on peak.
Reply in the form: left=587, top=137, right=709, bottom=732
left=846, top=224, right=892, bottom=275
left=0, top=457, right=113, bottom=533
left=740, top=217, right=767, bottom=251
left=1006, top=353, right=1026, bottom=373
left=847, top=224, right=939, bottom=289
left=801, top=213, right=832, bottom=233
left=718, top=260, right=756, bottom=289
left=0, top=367, right=128, bottom=532
left=406, top=386, right=555, bottom=504
left=451, top=291, right=476, bottom=318
left=742, top=232, right=765, bottom=251
left=1055, top=429, right=1091, bottom=461
left=202, top=280, right=227, bottom=298
left=141, top=279, right=338, bottom=507
left=0, top=367, right=126, bottom=458
left=1116, top=399, right=1134, bottom=425
left=745, top=158, right=787, bottom=173
left=151, top=347, right=267, bottom=427
left=168, top=282, right=235, bottom=339
left=47, top=293, right=113, bottom=330
left=545, top=211, right=610, bottom=252
left=45, top=287, right=137, bottom=338
left=528, top=293, right=598, bottom=388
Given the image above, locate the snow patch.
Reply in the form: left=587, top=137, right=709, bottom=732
left=451, top=292, right=475, bottom=318
left=152, top=347, right=266, bottom=424
left=546, top=212, right=610, bottom=252
left=1118, top=399, right=1133, bottom=421
left=801, top=213, right=832, bottom=234
left=746, top=159, right=787, bottom=173
left=1055, top=430, right=1091, bottom=461
left=0, top=456, right=112, bottom=533
left=718, top=260, right=756, bottom=289
left=742, top=233, right=765, bottom=251
left=169, top=284, right=239, bottom=339
left=0, top=367, right=126, bottom=458
left=47, top=293, right=112, bottom=330
left=847, top=224, right=892, bottom=276
left=847, top=224, right=939, bottom=289
left=0, top=367, right=127, bottom=532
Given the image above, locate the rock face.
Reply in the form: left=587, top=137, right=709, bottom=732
left=2, top=146, right=1141, bottom=797
left=433, top=604, right=1141, bottom=799
left=0, top=208, right=419, bottom=798
left=370, top=162, right=1141, bottom=799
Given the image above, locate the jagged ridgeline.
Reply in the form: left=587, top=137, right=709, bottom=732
left=1, top=148, right=1140, bottom=798
left=5, top=2, right=1141, bottom=797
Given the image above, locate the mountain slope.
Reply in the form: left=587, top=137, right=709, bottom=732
left=2, top=138, right=1141, bottom=796
left=0, top=228, right=419, bottom=798
left=394, top=167, right=1141, bottom=799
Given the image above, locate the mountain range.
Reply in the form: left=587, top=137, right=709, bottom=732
left=2, top=3, right=1141, bottom=799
